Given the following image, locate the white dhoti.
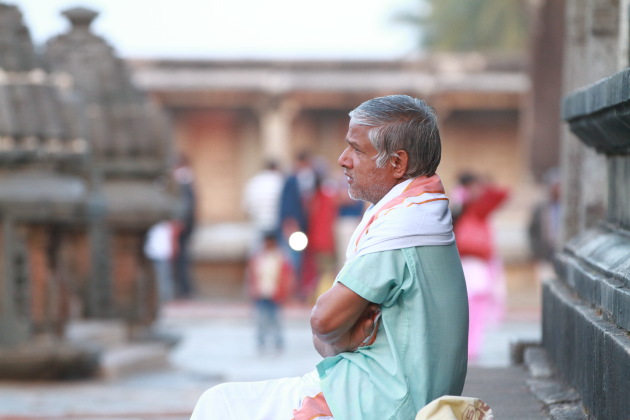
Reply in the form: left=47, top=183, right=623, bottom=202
left=190, top=370, right=333, bottom=420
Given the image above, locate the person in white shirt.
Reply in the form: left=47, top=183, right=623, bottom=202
left=242, top=160, right=285, bottom=250
left=144, top=220, right=175, bottom=304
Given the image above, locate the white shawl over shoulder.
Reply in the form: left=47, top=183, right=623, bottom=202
left=346, top=174, right=455, bottom=262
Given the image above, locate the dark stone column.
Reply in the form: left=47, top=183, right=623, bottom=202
left=546, top=67, right=630, bottom=419
left=86, top=170, right=112, bottom=319
left=0, top=216, right=30, bottom=346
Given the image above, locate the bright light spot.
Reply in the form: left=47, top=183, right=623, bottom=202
left=288, top=231, right=308, bottom=251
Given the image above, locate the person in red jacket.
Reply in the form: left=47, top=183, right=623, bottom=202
left=305, top=172, right=339, bottom=302
left=246, top=232, right=295, bottom=355
left=452, top=172, right=509, bottom=361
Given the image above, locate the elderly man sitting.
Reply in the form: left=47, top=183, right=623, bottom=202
left=190, top=95, right=468, bottom=420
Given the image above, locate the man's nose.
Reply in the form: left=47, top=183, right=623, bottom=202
left=338, top=147, right=350, bottom=167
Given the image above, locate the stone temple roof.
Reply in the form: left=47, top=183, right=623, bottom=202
left=130, top=54, right=528, bottom=91
left=128, top=54, right=529, bottom=111
left=44, top=6, right=172, bottom=176
left=0, top=3, right=85, bottom=162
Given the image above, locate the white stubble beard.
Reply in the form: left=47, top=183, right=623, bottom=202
left=346, top=169, right=393, bottom=205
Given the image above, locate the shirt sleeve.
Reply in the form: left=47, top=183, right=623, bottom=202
left=336, top=249, right=406, bottom=307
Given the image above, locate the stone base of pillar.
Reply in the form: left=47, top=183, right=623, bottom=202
left=0, top=339, right=99, bottom=380
left=543, top=256, right=630, bottom=419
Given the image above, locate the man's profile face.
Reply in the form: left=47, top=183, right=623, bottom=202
left=338, top=121, right=397, bottom=204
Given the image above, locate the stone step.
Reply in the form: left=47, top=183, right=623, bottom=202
left=65, top=319, right=129, bottom=348
left=0, top=339, right=99, bottom=380
left=65, top=319, right=176, bottom=380
left=100, top=342, right=171, bottom=380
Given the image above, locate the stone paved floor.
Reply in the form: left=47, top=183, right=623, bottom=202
left=0, top=300, right=541, bottom=420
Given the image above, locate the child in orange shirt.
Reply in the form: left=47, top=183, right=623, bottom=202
left=246, top=232, right=295, bottom=354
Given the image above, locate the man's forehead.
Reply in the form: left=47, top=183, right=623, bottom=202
left=347, top=122, right=370, bottom=138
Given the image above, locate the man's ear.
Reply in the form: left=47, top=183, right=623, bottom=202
left=391, top=150, right=409, bottom=179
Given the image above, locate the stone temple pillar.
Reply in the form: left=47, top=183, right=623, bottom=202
left=0, top=215, right=29, bottom=346
left=546, top=68, right=630, bottom=420
left=558, top=0, right=622, bottom=243
left=0, top=3, right=178, bottom=378
left=0, top=2, right=99, bottom=378
left=258, top=96, right=300, bottom=168
left=45, top=7, right=178, bottom=328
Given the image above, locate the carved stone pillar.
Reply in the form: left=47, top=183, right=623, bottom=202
left=45, top=7, right=178, bottom=326
left=0, top=2, right=177, bottom=379
left=547, top=67, right=630, bottom=420
left=558, top=0, right=629, bottom=242
left=258, top=96, right=300, bottom=168
left=0, top=216, right=29, bottom=346
left=0, top=3, right=92, bottom=349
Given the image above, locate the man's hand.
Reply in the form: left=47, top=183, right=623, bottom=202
left=354, top=304, right=381, bottom=347
left=310, top=283, right=380, bottom=357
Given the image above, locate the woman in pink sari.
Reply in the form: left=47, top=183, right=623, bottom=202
left=452, top=172, right=509, bottom=361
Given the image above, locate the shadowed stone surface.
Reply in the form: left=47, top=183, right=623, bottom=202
left=551, top=47, right=630, bottom=418
left=0, top=340, right=99, bottom=380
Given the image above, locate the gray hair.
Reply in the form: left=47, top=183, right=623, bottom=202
left=348, top=95, right=441, bottom=178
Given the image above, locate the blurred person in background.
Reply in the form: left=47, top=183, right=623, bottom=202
left=306, top=169, right=338, bottom=302
left=278, top=151, right=316, bottom=300
left=172, top=156, right=197, bottom=299
left=528, top=167, right=561, bottom=283
left=242, top=160, right=285, bottom=251
left=451, top=171, right=509, bottom=362
left=245, top=232, right=294, bottom=356
left=144, top=220, right=176, bottom=306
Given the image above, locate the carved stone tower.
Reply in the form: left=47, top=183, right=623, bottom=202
left=0, top=3, right=178, bottom=378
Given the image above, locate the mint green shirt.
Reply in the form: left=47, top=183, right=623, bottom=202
left=316, top=245, right=468, bottom=420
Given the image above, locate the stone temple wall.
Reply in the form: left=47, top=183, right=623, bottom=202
left=544, top=1, right=630, bottom=415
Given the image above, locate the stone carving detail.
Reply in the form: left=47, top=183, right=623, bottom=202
left=45, top=7, right=171, bottom=174
left=0, top=4, right=86, bottom=162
